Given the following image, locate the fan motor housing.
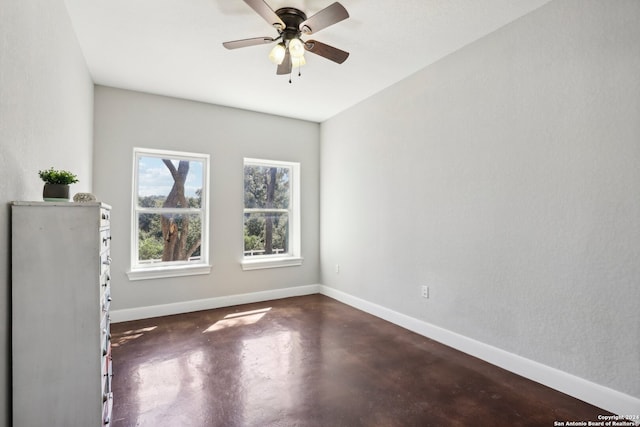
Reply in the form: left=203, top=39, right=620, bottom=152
left=275, top=7, right=307, bottom=41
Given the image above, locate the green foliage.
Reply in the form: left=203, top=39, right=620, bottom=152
left=135, top=157, right=203, bottom=262
left=38, top=167, right=79, bottom=185
left=245, top=216, right=263, bottom=237
left=139, top=196, right=163, bottom=208
left=137, top=162, right=292, bottom=260
left=138, top=235, right=164, bottom=260
left=190, top=189, right=202, bottom=208
left=137, top=197, right=202, bottom=261
left=244, top=234, right=262, bottom=252
left=244, top=166, right=289, bottom=209
left=243, top=165, right=290, bottom=255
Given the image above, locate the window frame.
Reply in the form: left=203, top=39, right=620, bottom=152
left=128, top=147, right=211, bottom=281
left=241, top=158, right=303, bottom=271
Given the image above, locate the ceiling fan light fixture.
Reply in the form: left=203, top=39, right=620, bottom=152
left=268, top=43, right=286, bottom=65
left=223, top=1, right=350, bottom=79
left=288, top=38, right=305, bottom=58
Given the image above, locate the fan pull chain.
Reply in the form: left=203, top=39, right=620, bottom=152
left=288, top=64, right=302, bottom=84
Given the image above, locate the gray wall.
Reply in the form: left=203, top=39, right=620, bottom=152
left=93, top=86, right=320, bottom=311
left=320, top=0, right=640, bottom=399
left=0, top=0, right=94, bottom=424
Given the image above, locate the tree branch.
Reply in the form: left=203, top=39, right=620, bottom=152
left=186, top=238, right=201, bottom=259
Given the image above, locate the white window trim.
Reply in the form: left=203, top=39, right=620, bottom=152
left=241, top=158, right=302, bottom=271
left=127, top=264, right=211, bottom=281
left=128, top=147, right=211, bottom=280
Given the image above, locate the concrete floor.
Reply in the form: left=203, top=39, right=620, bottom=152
left=110, top=294, right=607, bottom=426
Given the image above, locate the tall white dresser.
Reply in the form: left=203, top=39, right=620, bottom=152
left=12, top=202, right=113, bottom=426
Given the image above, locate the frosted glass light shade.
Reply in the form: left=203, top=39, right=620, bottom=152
left=269, top=43, right=286, bottom=65
left=291, top=56, right=306, bottom=68
left=288, top=38, right=305, bottom=58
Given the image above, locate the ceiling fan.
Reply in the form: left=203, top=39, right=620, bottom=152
left=222, top=0, right=350, bottom=78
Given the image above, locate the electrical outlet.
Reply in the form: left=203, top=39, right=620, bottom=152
left=335, top=264, right=340, bottom=274
left=421, top=285, right=429, bottom=299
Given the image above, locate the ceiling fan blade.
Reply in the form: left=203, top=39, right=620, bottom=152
left=223, top=37, right=275, bottom=50
left=299, top=2, right=349, bottom=35
left=276, top=50, right=292, bottom=75
left=243, top=0, right=285, bottom=30
left=304, top=40, right=349, bottom=64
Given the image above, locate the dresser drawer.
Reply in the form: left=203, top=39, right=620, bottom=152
left=100, top=268, right=111, bottom=293
left=100, top=251, right=111, bottom=277
left=102, top=342, right=112, bottom=397
left=102, top=392, right=113, bottom=426
left=100, top=229, right=111, bottom=252
left=101, top=286, right=112, bottom=314
left=101, top=313, right=111, bottom=356
left=100, top=208, right=111, bottom=228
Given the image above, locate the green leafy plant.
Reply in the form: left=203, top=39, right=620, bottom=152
left=38, top=167, right=79, bottom=185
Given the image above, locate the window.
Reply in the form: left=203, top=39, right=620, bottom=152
left=242, top=158, right=302, bottom=270
left=128, top=148, right=210, bottom=280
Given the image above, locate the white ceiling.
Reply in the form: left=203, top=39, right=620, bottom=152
left=64, top=0, right=551, bottom=122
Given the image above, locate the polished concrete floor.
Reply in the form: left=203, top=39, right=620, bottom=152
left=111, top=294, right=607, bottom=426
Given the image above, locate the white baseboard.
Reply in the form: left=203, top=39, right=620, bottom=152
left=318, top=285, right=640, bottom=420
left=110, top=284, right=321, bottom=323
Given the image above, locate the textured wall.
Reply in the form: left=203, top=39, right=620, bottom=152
left=320, top=0, right=640, bottom=399
left=93, top=86, right=320, bottom=311
left=0, top=1, right=94, bottom=425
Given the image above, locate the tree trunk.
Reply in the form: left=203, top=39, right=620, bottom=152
left=161, top=159, right=190, bottom=261
left=264, top=167, right=277, bottom=254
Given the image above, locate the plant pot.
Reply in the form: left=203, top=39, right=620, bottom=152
left=43, top=184, right=70, bottom=201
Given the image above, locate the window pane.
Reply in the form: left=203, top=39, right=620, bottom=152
left=244, top=165, right=290, bottom=209
left=138, top=213, right=202, bottom=263
left=138, top=156, right=203, bottom=208
left=244, top=212, right=289, bottom=256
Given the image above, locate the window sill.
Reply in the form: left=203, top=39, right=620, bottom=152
left=127, top=264, right=211, bottom=281
left=241, top=256, right=304, bottom=271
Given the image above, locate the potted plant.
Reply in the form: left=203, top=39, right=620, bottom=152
left=38, top=167, right=79, bottom=201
